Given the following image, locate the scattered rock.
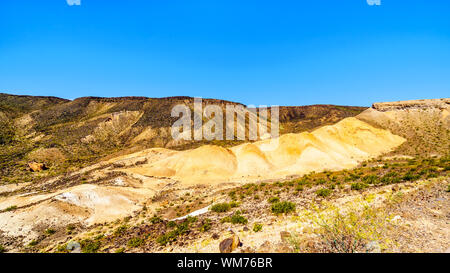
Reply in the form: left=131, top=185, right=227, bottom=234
left=212, top=233, right=220, bottom=240
left=274, top=242, right=293, bottom=253
left=392, top=185, right=400, bottom=192
left=243, top=226, right=249, bottom=232
left=219, top=235, right=241, bottom=253
left=257, top=241, right=273, bottom=253
left=67, top=241, right=81, bottom=253
left=240, top=247, right=255, bottom=253
left=280, top=231, right=292, bottom=243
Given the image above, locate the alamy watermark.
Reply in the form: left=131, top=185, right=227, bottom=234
left=170, top=98, right=280, bottom=148
left=367, top=0, right=381, bottom=6
left=67, top=0, right=81, bottom=6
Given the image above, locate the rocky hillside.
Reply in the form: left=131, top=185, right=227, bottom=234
left=357, top=98, right=450, bottom=157
left=0, top=96, right=447, bottom=254
left=0, top=93, right=365, bottom=185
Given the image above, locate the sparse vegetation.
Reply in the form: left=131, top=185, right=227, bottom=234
left=253, top=223, right=263, bottom=232
left=271, top=201, right=296, bottom=214
left=291, top=204, right=393, bottom=253
left=210, top=203, right=231, bottom=213
left=156, top=217, right=197, bottom=246
left=45, top=228, right=56, bottom=235
left=268, top=196, right=280, bottom=203
left=80, top=239, right=101, bottom=253
left=316, top=188, right=332, bottom=197
left=199, top=219, right=212, bottom=232
left=114, top=225, right=127, bottom=236
left=221, top=211, right=248, bottom=225
left=351, top=182, right=368, bottom=191
left=127, top=237, right=144, bottom=248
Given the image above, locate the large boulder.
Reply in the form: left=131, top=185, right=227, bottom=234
left=219, top=235, right=241, bottom=253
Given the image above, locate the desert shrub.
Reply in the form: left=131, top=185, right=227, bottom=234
left=253, top=223, right=263, bottom=232
left=316, top=188, right=332, bottom=197
left=80, top=239, right=101, bottom=253
left=45, top=228, right=56, bottom=235
left=156, top=217, right=196, bottom=246
left=167, top=221, right=177, bottom=228
left=127, top=237, right=144, bottom=248
left=296, top=179, right=309, bottom=186
left=271, top=201, right=296, bottom=214
left=362, top=175, right=378, bottom=184
left=66, top=224, right=76, bottom=234
left=268, top=196, right=280, bottom=203
left=228, top=191, right=237, bottom=200
left=351, top=182, right=368, bottom=191
left=291, top=205, right=392, bottom=253
left=211, top=203, right=231, bottom=213
left=229, top=201, right=240, bottom=208
left=4, top=206, right=17, bottom=212
left=114, top=225, right=127, bottom=236
left=380, top=173, right=400, bottom=184
left=115, top=248, right=125, bottom=253
left=199, top=219, right=212, bottom=232
left=149, top=215, right=163, bottom=224
left=446, top=185, right=450, bottom=193
left=317, top=179, right=327, bottom=185
left=0, top=245, right=5, bottom=253
left=221, top=211, right=248, bottom=225
left=402, top=172, right=420, bottom=181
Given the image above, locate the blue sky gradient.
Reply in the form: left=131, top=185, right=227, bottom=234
left=1, top=0, right=449, bottom=106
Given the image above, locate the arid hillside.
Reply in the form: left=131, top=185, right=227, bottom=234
left=0, top=96, right=448, bottom=254
left=0, top=93, right=365, bottom=185
left=357, top=98, right=450, bottom=157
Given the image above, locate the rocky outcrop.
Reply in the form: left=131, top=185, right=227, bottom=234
left=372, top=98, right=450, bottom=112
left=219, top=235, right=241, bottom=253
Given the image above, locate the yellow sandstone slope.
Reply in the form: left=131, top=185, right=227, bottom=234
left=125, top=117, right=406, bottom=184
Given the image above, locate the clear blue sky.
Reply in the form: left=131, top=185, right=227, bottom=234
left=1, top=0, right=449, bottom=106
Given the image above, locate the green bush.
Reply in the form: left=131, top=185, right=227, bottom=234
left=149, top=216, right=163, bottom=224
left=210, top=203, right=231, bottom=213
left=253, top=223, right=263, bottom=232
left=127, top=237, right=144, bottom=248
left=316, top=188, right=332, bottom=197
left=115, top=248, right=125, bottom=253
left=0, top=245, right=5, bottom=253
left=80, top=239, right=101, bottom=253
left=156, top=218, right=196, bottom=246
left=402, top=173, right=420, bottom=181
left=45, top=228, right=56, bottom=235
left=271, top=201, right=296, bottom=214
left=268, top=196, right=280, bottom=203
left=167, top=221, right=177, bottom=228
left=4, top=206, right=17, bottom=212
left=221, top=211, right=248, bottom=225
left=362, top=175, right=378, bottom=184
left=114, top=225, right=127, bottom=236
left=351, top=182, right=368, bottom=191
